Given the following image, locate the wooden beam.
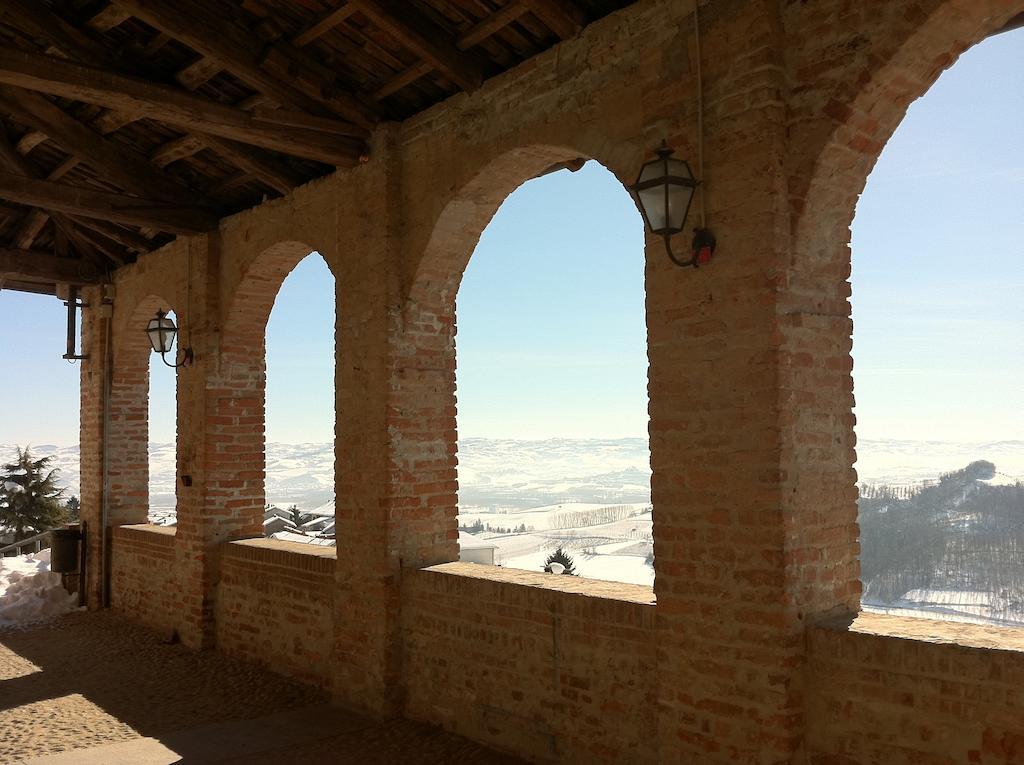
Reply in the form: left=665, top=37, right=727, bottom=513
left=0, top=50, right=366, bottom=165
left=292, top=4, right=359, bottom=47
left=198, top=136, right=302, bottom=195
left=70, top=218, right=153, bottom=253
left=0, top=172, right=219, bottom=234
left=457, top=3, right=531, bottom=50
left=0, top=247, right=101, bottom=285
left=114, top=0, right=375, bottom=130
left=15, top=130, right=47, bottom=155
left=85, top=4, right=131, bottom=32
left=150, top=135, right=207, bottom=168
left=518, top=0, right=584, bottom=40
left=0, top=86, right=198, bottom=205
left=348, top=0, right=484, bottom=92
left=6, top=4, right=303, bottom=199
left=370, top=4, right=529, bottom=101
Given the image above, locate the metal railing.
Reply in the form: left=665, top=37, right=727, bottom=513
left=0, top=529, right=56, bottom=557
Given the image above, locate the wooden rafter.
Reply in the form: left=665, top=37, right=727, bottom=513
left=519, top=0, right=585, bottom=41
left=0, top=247, right=102, bottom=285
left=0, top=86, right=197, bottom=205
left=0, top=49, right=366, bottom=166
left=347, top=0, right=484, bottom=92
left=0, top=172, right=219, bottom=234
left=113, top=0, right=376, bottom=131
left=292, top=5, right=360, bottom=47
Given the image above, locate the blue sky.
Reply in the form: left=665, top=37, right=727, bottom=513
left=0, top=28, right=1020, bottom=447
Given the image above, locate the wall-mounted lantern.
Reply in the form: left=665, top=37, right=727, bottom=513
left=630, top=141, right=716, bottom=268
left=146, top=309, right=193, bottom=368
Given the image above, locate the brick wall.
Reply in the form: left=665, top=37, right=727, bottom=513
left=77, top=0, right=1024, bottom=762
left=216, top=539, right=335, bottom=690
left=807, top=613, right=1024, bottom=764
left=109, top=524, right=178, bottom=636
left=403, top=563, right=657, bottom=764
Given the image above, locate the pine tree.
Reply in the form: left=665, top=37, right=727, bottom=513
left=65, top=496, right=81, bottom=522
left=0, top=446, right=68, bottom=539
left=543, top=546, right=577, bottom=575
left=288, top=504, right=306, bottom=527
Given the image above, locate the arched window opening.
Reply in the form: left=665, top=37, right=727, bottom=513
left=262, top=252, right=336, bottom=547
left=147, top=308, right=177, bottom=526
left=456, top=161, right=652, bottom=585
left=853, top=29, right=1024, bottom=626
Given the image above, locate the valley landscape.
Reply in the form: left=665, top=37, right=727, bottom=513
left=6, top=438, right=1023, bottom=614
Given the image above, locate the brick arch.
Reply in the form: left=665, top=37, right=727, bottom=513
left=108, top=293, right=179, bottom=527
left=206, top=241, right=333, bottom=544
left=395, top=144, right=644, bottom=568
left=789, top=0, right=1021, bottom=295
left=407, top=144, right=639, bottom=309
left=778, top=0, right=1022, bottom=620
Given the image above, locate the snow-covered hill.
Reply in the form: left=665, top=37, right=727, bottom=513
left=5, top=438, right=1023, bottom=510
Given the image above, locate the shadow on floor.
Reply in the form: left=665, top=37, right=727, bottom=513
left=0, top=611, right=525, bottom=764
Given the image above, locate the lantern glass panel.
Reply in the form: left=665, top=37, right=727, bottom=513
left=637, top=157, right=668, bottom=184
left=637, top=185, right=668, bottom=233
left=666, top=183, right=696, bottom=233
left=146, top=313, right=177, bottom=354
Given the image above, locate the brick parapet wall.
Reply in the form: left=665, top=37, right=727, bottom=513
left=216, top=539, right=336, bottom=690
left=806, top=613, right=1024, bottom=763
left=403, top=563, right=657, bottom=764
left=109, top=524, right=179, bottom=635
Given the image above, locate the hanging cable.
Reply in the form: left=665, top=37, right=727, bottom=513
left=694, top=1, right=706, bottom=229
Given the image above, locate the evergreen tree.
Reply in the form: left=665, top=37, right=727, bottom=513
left=65, top=495, right=81, bottom=522
left=288, top=504, right=306, bottom=527
left=0, top=446, right=68, bottom=539
left=543, top=546, right=577, bottom=575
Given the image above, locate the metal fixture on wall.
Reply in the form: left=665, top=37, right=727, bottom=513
left=146, top=308, right=193, bottom=368
left=630, top=142, right=716, bottom=268
left=631, top=4, right=716, bottom=269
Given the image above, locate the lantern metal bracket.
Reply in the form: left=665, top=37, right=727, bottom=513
left=663, top=227, right=717, bottom=269
left=158, top=346, right=193, bottom=369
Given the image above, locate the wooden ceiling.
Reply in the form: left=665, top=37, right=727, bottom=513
left=0, top=0, right=635, bottom=296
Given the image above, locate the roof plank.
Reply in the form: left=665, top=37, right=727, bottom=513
left=0, top=49, right=366, bottom=166
left=348, top=0, right=485, bottom=92
left=0, top=86, right=198, bottom=205
left=115, top=0, right=375, bottom=131
left=519, top=0, right=585, bottom=40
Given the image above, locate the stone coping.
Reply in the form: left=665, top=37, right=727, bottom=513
left=227, top=537, right=337, bottom=559
left=116, top=523, right=177, bottom=540
left=420, top=561, right=656, bottom=605
left=817, top=610, right=1024, bottom=653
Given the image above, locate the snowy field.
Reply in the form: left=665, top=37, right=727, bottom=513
left=864, top=589, right=1024, bottom=628
left=460, top=503, right=654, bottom=586
left=0, top=549, right=79, bottom=627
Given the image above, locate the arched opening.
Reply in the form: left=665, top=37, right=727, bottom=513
left=211, top=242, right=336, bottom=546
left=440, top=158, right=652, bottom=585
left=263, top=252, right=336, bottom=545
left=107, top=294, right=178, bottom=530
left=853, top=28, right=1024, bottom=626
left=147, top=308, right=177, bottom=526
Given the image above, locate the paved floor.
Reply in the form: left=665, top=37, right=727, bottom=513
left=0, top=612, right=526, bottom=764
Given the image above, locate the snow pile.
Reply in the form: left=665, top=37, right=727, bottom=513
left=0, top=548, right=79, bottom=627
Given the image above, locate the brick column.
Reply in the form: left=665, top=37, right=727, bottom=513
left=330, top=130, right=408, bottom=716
left=167, top=234, right=231, bottom=649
